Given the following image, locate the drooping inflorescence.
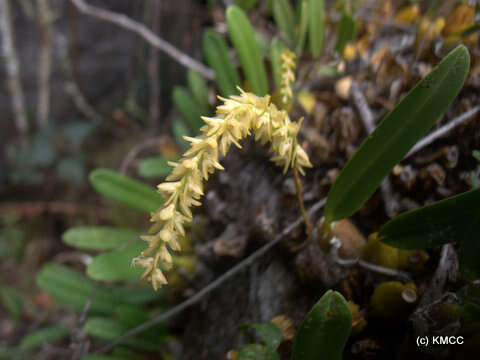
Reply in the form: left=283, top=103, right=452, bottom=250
left=135, top=88, right=312, bottom=290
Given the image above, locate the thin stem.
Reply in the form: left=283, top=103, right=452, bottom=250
left=293, top=167, right=313, bottom=235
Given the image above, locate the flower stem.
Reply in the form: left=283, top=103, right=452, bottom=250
left=293, top=167, right=313, bottom=235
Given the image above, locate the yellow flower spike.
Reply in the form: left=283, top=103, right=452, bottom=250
left=134, top=88, right=312, bottom=290
left=279, top=49, right=297, bottom=106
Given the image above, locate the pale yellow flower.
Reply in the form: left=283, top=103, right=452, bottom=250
left=134, top=88, right=312, bottom=289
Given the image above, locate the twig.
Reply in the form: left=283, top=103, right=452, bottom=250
left=119, top=137, right=162, bottom=174
left=405, top=106, right=480, bottom=159
left=36, top=0, right=54, bottom=129
left=68, top=0, right=215, bottom=80
left=351, top=81, right=399, bottom=217
left=0, top=0, right=29, bottom=146
left=56, top=33, right=102, bottom=124
left=92, top=197, right=327, bottom=355
left=148, top=0, right=161, bottom=133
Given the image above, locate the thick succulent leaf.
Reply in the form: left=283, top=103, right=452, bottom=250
left=335, top=11, right=356, bottom=55
left=273, top=0, right=296, bottom=43
left=380, top=187, right=480, bottom=249
left=458, top=211, right=480, bottom=281
left=292, top=290, right=352, bottom=360
left=138, top=156, right=176, bottom=179
left=62, top=226, right=140, bottom=250
left=172, top=86, right=203, bottom=133
left=202, top=29, right=241, bottom=96
left=187, top=70, right=210, bottom=115
left=227, top=5, right=269, bottom=95
left=324, top=45, right=470, bottom=222
left=308, top=0, right=325, bottom=56
left=89, top=169, right=163, bottom=214
left=86, top=241, right=146, bottom=281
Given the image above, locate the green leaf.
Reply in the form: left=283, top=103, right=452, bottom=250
left=379, top=187, right=480, bottom=280
left=335, top=11, right=356, bottom=55
left=292, top=290, right=352, bottom=360
left=270, top=38, right=287, bottom=91
left=296, top=0, right=309, bottom=54
left=89, top=169, right=163, bottom=214
left=234, top=0, right=259, bottom=11
left=84, top=317, right=164, bottom=351
left=226, top=5, right=269, bottom=96
left=241, top=322, right=282, bottom=351
left=473, top=150, right=480, bottom=162
left=238, top=344, right=272, bottom=360
left=112, top=286, right=162, bottom=305
left=308, top=0, right=325, bottom=56
left=83, top=356, right=129, bottom=360
left=202, top=30, right=241, bottom=97
left=138, top=156, right=176, bottom=179
left=36, top=264, right=125, bottom=313
left=62, top=226, right=140, bottom=251
left=0, top=287, right=22, bottom=320
left=19, top=325, right=69, bottom=350
left=87, top=241, right=146, bottom=281
left=273, top=0, right=296, bottom=43
left=172, top=87, right=203, bottom=133
left=171, top=119, right=192, bottom=151
left=324, top=45, right=470, bottom=222
left=380, top=187, right=480, bottom=249
left=187, top=70, right=210, bottom=115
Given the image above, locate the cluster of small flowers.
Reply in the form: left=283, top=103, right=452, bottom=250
left=279, top=49, right=297, bottom=105
left=135, top=88, right=312, bottom=290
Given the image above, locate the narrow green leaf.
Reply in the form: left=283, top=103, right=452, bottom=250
left=270, top=38, right=287, bottom=91
left=62, top=226, right=140, bottom=251
left=36, top=264, right=125, bottom=313
left=380, top=187, right=480, bottom=249
left=226, top=5, right=269, bottom=95
left=171, top=119, right=192, bottom=151
left=202, top=30, right=241, bottom=96
left=89, top=169, right=163, bottom=214
left=138, top=156, right=176, bottom=179
left=292, top=290, right=352, bottom=360
left=241, top=322, right=282, bottom=351
left=187, top=70, right=210, bottom=115
left=84, top=317, right=164, bottom=351
left=324, top=45, right=470, bottom=222
left=87, top=241, right=146, bottom=281
left=19, top=325, right=69, bottom=349
left=296, top=0, right=309, bottom=54
left=308, top=0, right=325, bottom=56
left=335, top=11, right=356, bottom=55
left=172, top=87, right=203, bottom=133
left=379, top=187, right=480, bottom=280
left=234, top=0, right=259, bottom=11
left=273, top=0, right=296, bottom=43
